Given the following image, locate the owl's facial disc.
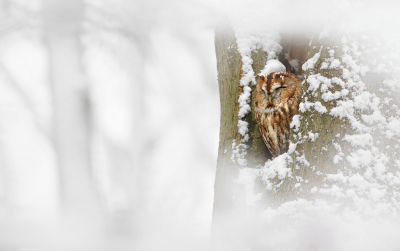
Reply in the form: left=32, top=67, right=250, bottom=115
left=268, top=83, right=286, bottom=102
left=259, top=77, right=291, bottom=106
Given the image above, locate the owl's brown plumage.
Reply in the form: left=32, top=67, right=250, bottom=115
left=254, top=71, right=302, bottom=157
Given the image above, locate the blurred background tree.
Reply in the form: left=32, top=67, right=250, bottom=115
left=0, top=0, right=219, bottom=249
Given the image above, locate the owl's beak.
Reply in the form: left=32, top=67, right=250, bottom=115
left=268, top=96, right=273, bottom=103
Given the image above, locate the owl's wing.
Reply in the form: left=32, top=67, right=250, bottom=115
left=278, top=126, right=290, bottom=155
left=275, top=106, right=292, bottom=156
left=255, top=112, right=281, bottom=157
left=255, top=107, right=292, bottom=158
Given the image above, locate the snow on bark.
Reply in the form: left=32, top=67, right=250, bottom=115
left=234, top=21, right=400, bottom=222
left=215, top=1, right=400, bottom=249
left=288, top=28, right=400, bottom=216
left=229, top=15, right=283, bottom=166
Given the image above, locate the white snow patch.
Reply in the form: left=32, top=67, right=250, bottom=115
left=260, top=59, right=286, bottom=75
left=297, top=154, right=310, bottom=167
left=333, top=155, right=342, bottom=164
left=343, top=133, right=373, bottom=148
left=238, top=86, right=252, bottom=119
left=346, top=149, right=373, bottom=169
left=314, top=101, right=328, bottom=114
left=299, top=101, right=327, bottom=114
left=329, top=59, right=341, bottom=69
left=308, top=131, right=319, bottom=142
left=362, top=110, right=386, bottom=125
left=238, top=120, right=249, bottom=139
left=288, top=142, right=297, bottom=155
left=302, top=50, right=321, bottom=71
left=261, top=153, right=291, bottom=184
left=290, top=114, right=300, bottom=131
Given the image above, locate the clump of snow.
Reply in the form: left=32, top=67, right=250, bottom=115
left=308, top=131, right=319, bottom=141
left=234, top=43, right=254, bottom=161
left=296, top=154, right=310, bottom=167
left=231, top=139, right=248, bottom=166
left=314, top=101, right=328, bottom=113
left=333, top=154, right=342, bottom=164
left=237, top=120, right=249, bottom=141
left=299, top=101, right=327, bottom=114
left=290, top=114, right=300, bottom=131
left=346, top=149, right=373, bottom=169
left=362, top=110, right=386, bottom=125
left=259, top=153, right=292, bottom=189
left=238, top=86, right=252, bottom=119
left=260, top=59, right=286, bottom=76
left=329, top=59, right=341, bottom=69
left=288, top=142, right=297, bottom=154
left=302, top=50, right=321, bottom=71
left=343, top=133, right=373, bottom=148
left=329, top=100, right=354, bottom=119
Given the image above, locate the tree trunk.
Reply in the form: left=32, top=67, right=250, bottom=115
left=281, top=35, right=351, bottom=203
left=213, top=17, right=400, bottom=222
left=211, top=19, right=269, bottom=238
left=212, top=18, right=313, bottom=222
left=44, top=0, right=97, bottom=211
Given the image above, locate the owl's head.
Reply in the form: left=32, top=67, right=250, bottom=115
left=255, top=71, right=302, bottom=110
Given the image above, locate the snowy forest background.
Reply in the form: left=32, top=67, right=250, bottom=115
left=1, top=0, right=400, bottom=250
left=0, top=0, right=219, bottom=249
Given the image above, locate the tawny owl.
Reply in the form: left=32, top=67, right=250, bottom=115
left=254, top=71, right=302, bottom=157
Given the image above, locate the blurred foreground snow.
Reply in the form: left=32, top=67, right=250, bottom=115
left=1, top=0, right=400, bottom=250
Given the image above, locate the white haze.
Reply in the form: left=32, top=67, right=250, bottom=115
left=0, top=0, right=400, bottom=250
